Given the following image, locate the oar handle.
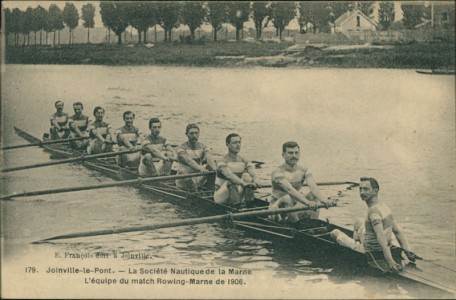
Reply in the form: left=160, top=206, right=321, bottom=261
left=257, top=181, right=359, bottom=189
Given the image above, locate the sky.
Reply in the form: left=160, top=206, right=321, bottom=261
left=2, top=1, right=404, bottom=30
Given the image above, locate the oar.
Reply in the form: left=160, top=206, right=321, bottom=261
left=1, top=171, right=216, bottom=200
left=1, top=136, right=89, bottom=151
left=1, top=149, right=139, bottom=173
left=258, top=181, right=360, bottom=188
left=34, top=203, right=332, bottom=243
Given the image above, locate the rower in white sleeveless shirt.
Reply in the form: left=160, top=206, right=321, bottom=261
left=68, top=102, right=91, bottom=150
left=214, top=133, right=261, bottom=206
left=49, top=100, right=70, bottom=140
left=269, top=141, right=334, bottom=222
left=175, top=123, right=216, bottom=191
left=113, top=111, right=144, bottom=168
left=139, top=117, right=176, bottom=177
left=87, top=106, right=114, bottom=155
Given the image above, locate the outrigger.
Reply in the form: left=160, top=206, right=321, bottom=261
left=3, top=127, right=456, bottom=295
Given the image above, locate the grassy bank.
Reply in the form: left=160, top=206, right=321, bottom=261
left=4, top=41, right=455, bottom=69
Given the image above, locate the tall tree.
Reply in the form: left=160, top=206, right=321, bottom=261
left=33, top=6, right=47, bottom=45
left=401, top=2, right=427, bottom=29
left=270, top=1, right=296, bottom=40
left=142, top=2, right=159, bottom=43
left=226, top=1, right=250, bottom=41
left=4, top=8, right=12, bottom=46
left=206, top=1, right=227, bottom=41
left=100, top=2, right=129, bottom=45
left=378, top=1, right=395, bottom=30
left=48, top=4, right=64, bottom=46
left=63, top=3, right=79, bottom=46
left=181, top=1, right=206, bottom=41
left=298, top=1, right=331, bottom=33
left=357, top=1, right=374, bottom=17
left=11, top=8, right=23, bottom=46
left=23, top=7, right=34, bottom=46
left=157, top=2, right=180, bottom=42
left=81, top=3, right=95, bottom=44
left=252, top=1, right=270, bottom=39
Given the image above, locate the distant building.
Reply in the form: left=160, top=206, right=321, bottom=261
left=333, top=9, right=377, bottom=38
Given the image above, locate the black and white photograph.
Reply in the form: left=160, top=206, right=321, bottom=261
left=1, top=1, right=455, bottom=299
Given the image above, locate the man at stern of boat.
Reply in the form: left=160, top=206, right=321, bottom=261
left=87, top=106, right=114, bottom=155
left=138, top=117, right=176, bottom=177
left=68, top=102, right=91, bottom=150
left=175, top=123, right=216, bottom=192
left=269, top=141, right=335, bottom=222
left=330, top=177, right=420, bottom=273
left=214, top=133, right=261, bottom=207
left=49, top=100, right=70, bottom=140
left=113, top=111, right=144, bottom=168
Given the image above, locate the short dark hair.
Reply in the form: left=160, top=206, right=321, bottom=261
left=282, top=141, right=299, bottom=153
left=123, top=111, right=135, bottom=120
left=73, top=102, right=83, bottom=109
left=93, top=106, right=104, bottom=116
left=149, top=117, right=161, bottom=128
left=360, top=177, right=380, bottom=190
left=55, top=100, right=63, bottom=107
left=185, top=123, right=199, bottom=134
left=226, top=133, right=241, bottom=145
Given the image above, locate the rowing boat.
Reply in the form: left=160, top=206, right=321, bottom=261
left=416, top=69, right=455, bottom=75
left=10, top=127, right=456, bottom=294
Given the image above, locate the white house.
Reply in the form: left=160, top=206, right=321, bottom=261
left=333, top=9, right=377, bottom=36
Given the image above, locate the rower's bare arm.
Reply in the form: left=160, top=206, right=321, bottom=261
left=392, top=220, right=417, bottom=261
left=165, top=145, right=177, bottom=160
left=305, top=173, right=326, bottom=203
left=204, top=151, right=217, bottom=171
left=119, top=135, right=134, bottom=149
left=178, top=152, right=205, bottom=172
left=372, top=220, right=401, bottom=272
left=278, top=180, right=315, bottom=207
left=219, top=166, right=244, bottom=185
left=147, top=145, right=167, bottom=160
left=51, top=118, right=60, bottom=130
left=246, top=165, right=260, bottom=186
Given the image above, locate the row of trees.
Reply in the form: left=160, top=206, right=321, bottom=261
left=4, top=3, right=95, bottom=46
left=3, top=1, right=441, bottom=47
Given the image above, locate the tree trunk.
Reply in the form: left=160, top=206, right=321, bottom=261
left=236, top=29, right=240, bottom=41
left=137, top=30, right=142, bottom=44
left=69, top=28, right=72, bottom=45
left=164, top=29, right=168, bottom=42
left=58, top=30, right=61, bottom=45
left=46, top=32, right=48, bottom=45
left=117, top=33, right=122, bottom=45
left=213, top=28, right=217, bottom=41
left=53, top=31, right=56, bottom=46
left=143, top=29, right=147, bottom=43
left=40, top=30, right=42, bottom=45
left=154, top=25, right=157, bottom=42
left=169, top=30, right=172, bottom=42
left=190, top=29, right=195, bottom=41
left=87, top=27, right=90, bottom=44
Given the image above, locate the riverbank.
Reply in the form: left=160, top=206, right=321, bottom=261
left=4, top=41, right=455, bottom=69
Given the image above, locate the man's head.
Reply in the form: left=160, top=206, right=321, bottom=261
left=149, top=117, right=161, bottom=137
left=93, top=106, right=105, bottom=121
left=73, top=102, right=83, bottom=115
left=359, top=177, right=379, bottom=203
left=226, top=133, right=241, bottom=154
left=185, top=123, right=200, bottom=143
left=123, top=111, right=135, bottom=127
left=55, top=100, right=64, bottom=111
left=282, top=141, right=300, bottom=166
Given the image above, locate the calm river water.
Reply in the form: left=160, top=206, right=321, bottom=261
left=1, top=65, right=455, bottom=299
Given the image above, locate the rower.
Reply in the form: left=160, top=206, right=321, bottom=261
left=138, top=117, right=176, bottom=177
left=175, top=123, right=216, bottom=192
left=269, top=141, right=334, bottom=222
left=49, top=100, right=70, bottom=140
left=214, top=133, right=261, bottom=206
left=113, top=111, right=144, bottom=168
left=68, top=102, right=91, bottom=150
left=330, top=177, right=420, bottom=272
left=87, top=106, right=114, bottom=155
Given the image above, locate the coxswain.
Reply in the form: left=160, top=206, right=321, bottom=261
left=330, top=177, right=420, bottom=272
left=175, top=123, right=216, bottom=191
left=87, top=106, right=114, bottom=155
left=113, top=111, right=144, bottom=168
left=49, top=100, right=70, bottom=140
left=68, top=102, right=91, bottom=150
left=138, top=117, right=176, bottom=177
left=214, top=133, right=261, bottom=206
left=269, top=141, right=335, bottom=222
